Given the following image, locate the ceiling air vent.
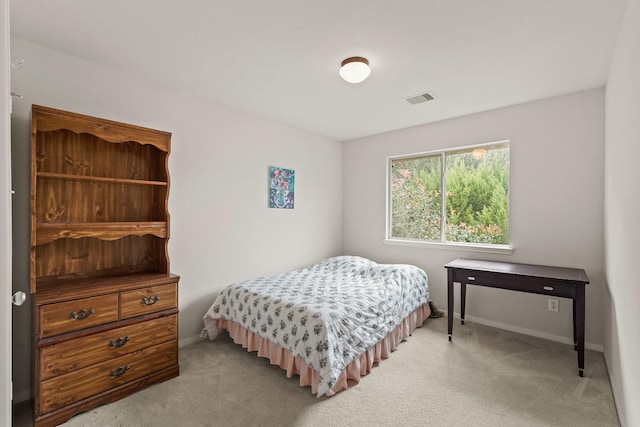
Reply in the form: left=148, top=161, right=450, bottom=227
left=403, top=91, right=436, bottom=105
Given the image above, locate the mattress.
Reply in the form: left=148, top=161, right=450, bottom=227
left=202, top=255, right=430, bottom=396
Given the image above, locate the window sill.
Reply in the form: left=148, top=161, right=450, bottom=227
left=382, top=238, right=513, bottom=255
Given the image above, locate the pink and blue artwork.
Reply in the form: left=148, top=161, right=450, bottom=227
left=269, top=166, right=295, bottom=209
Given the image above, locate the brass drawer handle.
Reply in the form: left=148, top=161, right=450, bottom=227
left=543, top=286, right=554, bottom=291
left=141, top=295, right=160, bottom=306
left=109, top=365, right=130, bottom=378
left=467, top=276, right=476, bottom=281
left=109, top=336, right=131, bottom=349
left=70, top=308, right=95, bottom=320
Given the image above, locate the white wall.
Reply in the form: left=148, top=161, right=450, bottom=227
left=1, top=0, right=13, bottom=422
left=343, top=89, right=605, bottom=349
left=10, top=37, right=343, bottom=402
left=605, top=0, right=640, bottom=425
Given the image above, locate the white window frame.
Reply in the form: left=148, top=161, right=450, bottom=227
left=384, top=140, right=513, bottom=255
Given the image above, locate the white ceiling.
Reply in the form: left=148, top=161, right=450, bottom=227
left=10, top=1, right=628, bottom=141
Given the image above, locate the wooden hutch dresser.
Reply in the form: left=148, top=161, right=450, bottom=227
left=30, top=105, right=179, bottom=426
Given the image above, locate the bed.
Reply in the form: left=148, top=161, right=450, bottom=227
left=201, top=255, right=430, bottom=397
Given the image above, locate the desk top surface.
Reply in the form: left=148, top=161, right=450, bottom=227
left=445, top=258, right=589, bottom=284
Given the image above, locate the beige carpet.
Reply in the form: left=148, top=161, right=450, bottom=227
left=15, top=318, right=619, bottom=426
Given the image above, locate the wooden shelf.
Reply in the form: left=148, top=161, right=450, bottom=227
left=31, top=105, right=178, bottom=426
left=37, top=172, right=168, bottom=186
left=36, top=221, right=167, bottom=245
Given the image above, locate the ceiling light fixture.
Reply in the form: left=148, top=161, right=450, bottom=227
left=339, top=57, right=370, bottom=84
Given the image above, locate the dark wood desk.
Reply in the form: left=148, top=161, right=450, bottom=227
left=445, top=258, right=589, bottom=377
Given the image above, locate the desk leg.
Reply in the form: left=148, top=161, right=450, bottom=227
left=461, top=282, right=467, bottom=325
left=573, top=293, right=577, bottom=351
left=447, top=269, right=454, bottom=341
left=576, top=284, right=586, bottom=377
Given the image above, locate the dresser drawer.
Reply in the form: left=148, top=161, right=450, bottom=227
left=452, top=270, right=577, bottom=298
left=120, top=283, right=177, bottom=318
left=39, top=315, right=177, bottom=380
left=38, top=294, right=119, bottom=338
left=39, top=340, right=178, bottom=414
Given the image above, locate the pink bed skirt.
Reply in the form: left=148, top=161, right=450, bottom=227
left=215, top=303, right=431, bottom=397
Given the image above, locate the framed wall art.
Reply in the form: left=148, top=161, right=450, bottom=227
left=269, top=166, right=295, bottom=209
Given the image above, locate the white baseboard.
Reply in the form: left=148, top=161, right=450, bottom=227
left=446, top=311, right=604, bottom=353
left=181, top=314, right=605, bottom=353
left=179, top=334, right=205, bottom=348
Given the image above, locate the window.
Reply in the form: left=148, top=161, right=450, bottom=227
left=388, top=141, right=510, bottom=248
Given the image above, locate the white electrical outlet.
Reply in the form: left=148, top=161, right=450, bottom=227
left=548, top=299, right=559, bottom=312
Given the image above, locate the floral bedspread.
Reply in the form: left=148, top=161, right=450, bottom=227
left=202, top=255, right=429, bottom=396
